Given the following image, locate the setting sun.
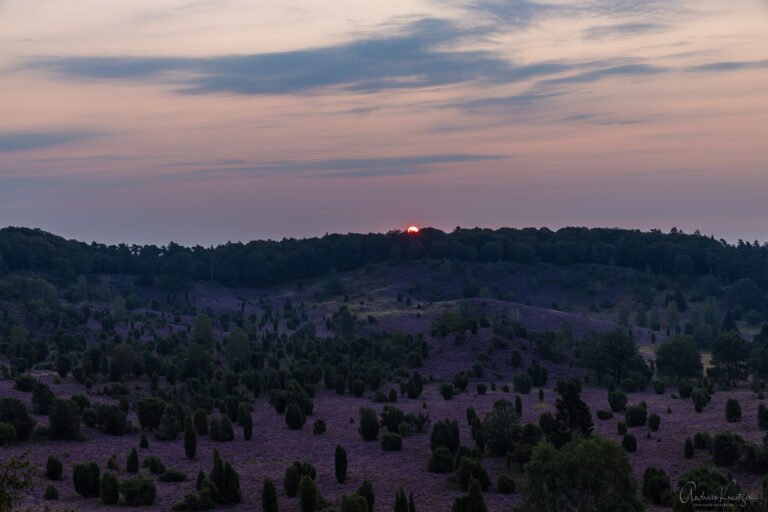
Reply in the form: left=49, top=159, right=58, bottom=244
left=406, top=226, right=419, bottom=234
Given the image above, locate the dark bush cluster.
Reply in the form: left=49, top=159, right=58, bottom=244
left=358, top=407, right=379, bottom=441
left=725, top=398, right=741, bottom=422
left=209, top=415, right=235, bottom=442
left=284, top=461, right=317, bottom=498
left=642, top=466, right=671, bottom=506
left=0, top=398, right=36, bottom=441
left=624, top=404, right=647, bottom=427
left=121, top=475, right=157, bottom=506
left=73, top=462, right=100, bottom=498
left=380, top=432, right=402, bottom=451
left=49, top=398, right=81, bottom=440
left=608, top=391, right=627, bottom=413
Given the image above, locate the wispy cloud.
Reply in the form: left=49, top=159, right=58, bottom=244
left=582, top=22, right=669, bottom=40
left=0, top=131, right=92, bottom=153
left=27, top=18, right=519, bottom=95
left=459, top=0, right=556, bottom=25
left=542, top=63, right=666, bottom=85
left=176, top=154, right=507, bottom=179
left=687, top=60, right=768, bottom=73
left=447, top=89, right=562, bottom=111
left=136, top=0, right=221, bottom=23
left=581, top=0, right=686, bottom=18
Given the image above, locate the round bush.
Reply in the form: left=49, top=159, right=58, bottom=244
left=284, top=462, right=316, bottom=497
left=513, top=374, right=532, bottom=394
left=143, top=455, right=166, bottom=475
left=73, top=462, right=100, bottom=498
left=622, top=433, right=637, bottom=452
left=49, top=398, right=81, bottom=440
left=380, top=432, right=402, bottom=451
left=313, top=419, right=326, bottom=435
left=642, top=466, right=670, bottom=505
left=455, top=457, right=490, bottom=492
left=711, top=431, right=744, bottom=467
left=0, top=398, right=36, bottom=441
left=350, top=379, right=366, bottom=397
left=100, top=472, right=120, bottom=505
left=136, top=397, right=165, bottom=430
left=693, top=431, right=711, bottom=449
left=358, top=407, right=379, bottom=441
left=617, top=421, right=627, bottom=435
left=121, top=475, right=156, bottom=506
left=341, top=494, right=369, bottom=512
left=692, top=389, right=710, bottom=413
left=648, top=413, right=660, bottom=432
left=43, top=484, right=58, bottom=501
left=159, top=468, right=187, bottom=482
left=209, top=416, right=235, bottom=442
left=624, top=405, right=647, bottom=427
left=285, top=403, right=306, bottom=430
left=608, top=391, right=627, bottom=413
left=725, top=399, right=742, bottom=422
left=431, top=419, right=460, bottom=453
left=596, top=410, right=613, bottom=421
left=427, top=447, right=454, bottom=473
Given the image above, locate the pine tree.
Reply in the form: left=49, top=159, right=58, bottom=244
left=335, top=445, right=348, bottom=484
left=193, top=409, right=208, bottom=435
left=552, top=381, right=593, bottom=447
left=452, top=476, right=487, bottom=512
left=100, top=472, right=119, bottom=505
left=262, top=478, right=278, bottom=512
left=209, top=449, right=224, bottom=503
left=299, top=475, right=321, bottom=512
left=358, top=480, right=374, bottom=512
left=184, top=416, right=197, bottom=459
left=465, top=477, right=488, bottom=512
left=394, top=487, right=409, bottom=512
left=684, top=437, right=694, bottom=459
left=126, top=448, right=139, bottom=473
left=242, top=412, right=253, bottom=441
left=220, top=462, right=242, bottom=505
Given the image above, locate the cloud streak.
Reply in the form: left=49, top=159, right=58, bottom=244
left=0, top=131, right=92, bottom=153
left=28, top=18, right=521, bottom=95
left=582, top=22, right=669, bottom=40
left=177, top=154, right=506, bottom=179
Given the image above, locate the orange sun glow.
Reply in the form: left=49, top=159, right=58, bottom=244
left=406, top=226, right=419, bottom=234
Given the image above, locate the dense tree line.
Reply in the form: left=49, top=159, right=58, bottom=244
left=2, top=226, right=767, bottom=289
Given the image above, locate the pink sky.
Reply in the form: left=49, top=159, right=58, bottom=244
left=1, top=0, right=767, bottom=245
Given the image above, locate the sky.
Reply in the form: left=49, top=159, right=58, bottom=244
left=1, top=0, right=767, bottom=246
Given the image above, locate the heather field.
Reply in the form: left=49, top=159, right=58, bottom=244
left=2, top=241, right=768, bottom=511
